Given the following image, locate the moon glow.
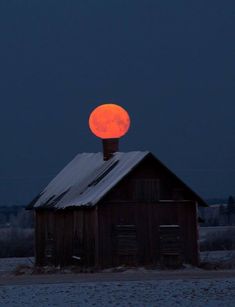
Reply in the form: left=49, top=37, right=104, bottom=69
left=89, top=104, right=131, bottom=139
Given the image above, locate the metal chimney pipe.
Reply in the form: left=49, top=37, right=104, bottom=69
left=102, top=138, right=119, bottom=160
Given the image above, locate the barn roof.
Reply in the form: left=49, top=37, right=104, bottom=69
left=27, top=151, right=207, bottom=210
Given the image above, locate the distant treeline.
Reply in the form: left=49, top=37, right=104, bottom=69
left=200, top=196, right=235, bottom=226
left=0, top=206, right=34, bottom=257
left=0, top=205, right=33, bottom=228
left=205, top=198, right=228, bottom=205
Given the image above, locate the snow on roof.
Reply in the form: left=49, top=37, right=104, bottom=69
left=33, top=151, right=149, bottom=209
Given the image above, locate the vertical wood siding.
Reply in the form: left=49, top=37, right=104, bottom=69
left=35, top=208, right=96, bottom=266
left=98, top=201, right=198, bottom=267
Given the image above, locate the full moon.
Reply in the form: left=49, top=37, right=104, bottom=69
left=89, top=104, right=131, bottom=139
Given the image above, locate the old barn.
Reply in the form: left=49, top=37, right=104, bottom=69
left=27, top=145, right=206, bottom=268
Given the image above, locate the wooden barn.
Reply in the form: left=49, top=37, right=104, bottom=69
left=27, top=142, right=206, bottom=268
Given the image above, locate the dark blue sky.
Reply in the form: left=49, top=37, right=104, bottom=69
left=0, top=1, right=235, bottom=205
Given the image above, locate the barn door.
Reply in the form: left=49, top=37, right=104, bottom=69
left=156, top=202, right=198, bottom=266
left=114, top=224, right=137, bottom=265
left=159, top=225, right=183, bottom=268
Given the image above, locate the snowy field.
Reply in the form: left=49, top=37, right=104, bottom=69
left=201, top=250, right=235, bottom=262
left=0, top=257, right=235, bottom=306
left=0, top=228, right=33, bottom=240
left=200, top=226, right=235, bottom=241
left=0, top=278, right=235, bottom=307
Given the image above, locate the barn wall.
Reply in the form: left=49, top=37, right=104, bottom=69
left=35, top=211, right=45, bottom=266
left=73, top=209, right=96, bottom=267
left=95, top=154, right=200, bottom=267
left=104, top=155, right=194, bottom=203
left=98, top=201, right=199, bottom=267
left=35, top=208, right=96, bottom=267
left=97, top=202, right=142, bottom=267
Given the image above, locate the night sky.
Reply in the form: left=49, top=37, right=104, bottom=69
left=0, top=1, right=235, bottom=205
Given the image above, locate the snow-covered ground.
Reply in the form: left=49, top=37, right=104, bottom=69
left=0, top=256, right=235, bottom=306
left=0, top=278, right=235, bottom=306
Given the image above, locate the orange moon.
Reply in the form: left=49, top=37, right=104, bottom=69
left=89, top=104, right=131, bottom=139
